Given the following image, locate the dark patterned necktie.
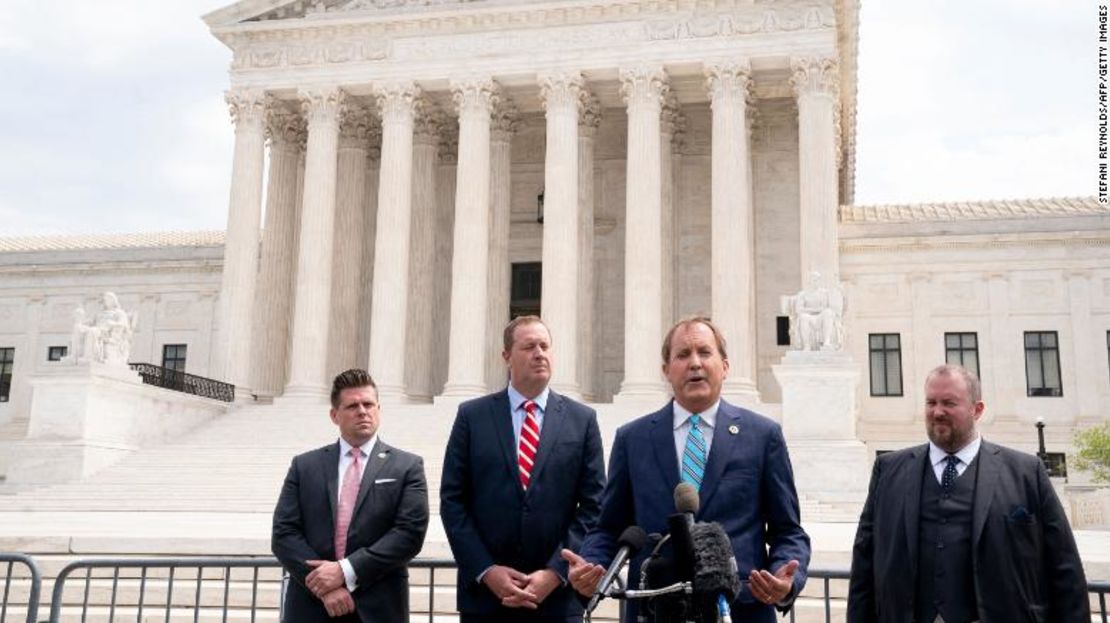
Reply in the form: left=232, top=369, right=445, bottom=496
left=941, top=454, right=960, bottom=492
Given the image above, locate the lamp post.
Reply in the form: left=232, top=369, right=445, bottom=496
left=1035, top=415, right=1047, bottom=463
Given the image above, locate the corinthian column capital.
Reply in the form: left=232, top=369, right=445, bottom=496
left=491, top=100, right=519, bottom=142
left=704, top=60, right=752, bottom=107
left=374, top=81, right=423, bottom=126
left=265, top=105, right=306, bottom=149
left=619, top=65, right=669, bottom=110
left=538, top=71, right=586, bottom=112
left=339, top=104, right=374, bottom=149
left=299, top=87, right=348, bottom=128
left=225, top=89, right=269, bottom=129
left=413, top=102, right=443, bottom=146
left=579, top=95, right=602, bottom=135
left=790, top=56, right=840, bottom=100
left=450, top=77, right=501, bottom=118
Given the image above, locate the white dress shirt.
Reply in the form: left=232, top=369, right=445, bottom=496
left=928, top=434, right=981, bottom=485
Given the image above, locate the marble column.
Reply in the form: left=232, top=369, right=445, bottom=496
left=660, top=93, right=679, bottom=333
left=356, top=128, right=382, bottom=375
left=214, top=89, right=267, bottom=394
left=485, top=103, right=517, bottom=391
left=791, top=57, right=841, bottom=285
left=405, top=105, right=441, bottom=402
left=433, top=127, right=459, bottom=395
left=328, top=105, right=373, bottom=378
left=616, top=66, right=669, bottom=401
left=441, top=78, right=499, bottom=400
left=251, top=107, right=304, bottom=398
left=1066, top=270, right=1095, bottom=423
left=577, top=97, right=600, bottom=401
left=706, top=61, right=759, bottom=399
left=539, top=72, right=584, bottom=398
left=284, top=88, right=347, bottom=399
left=366, top=84, right=421, bottom=402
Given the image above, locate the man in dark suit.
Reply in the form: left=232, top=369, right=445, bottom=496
left=440, top=315, right=606, bottom=623
left=565, top=316, right=811, bottom=623
left=847, top=364, right=1089, bottom=623
left=273, top=369, right=429, bottom=622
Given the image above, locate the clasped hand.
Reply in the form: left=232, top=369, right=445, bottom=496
left=482, top=565, right=561, bottom=609
left=306, top=559, right=354, bottom=618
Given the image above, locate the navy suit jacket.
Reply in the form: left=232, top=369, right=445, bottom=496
left=272, top=440, right=429, bottom=623
left=847, top=440, right=1089, bottom=623
left=440, top=389, right=606, bottom=617
left=580, top=399, right=811, bottom=623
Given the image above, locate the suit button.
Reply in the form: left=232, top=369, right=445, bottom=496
left=936, top=541, right=945, bottom=549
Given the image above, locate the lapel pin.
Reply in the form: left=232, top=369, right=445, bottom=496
left=728, top=425, right=739, bottom=435
left=378, top=452, right=388, bottom=459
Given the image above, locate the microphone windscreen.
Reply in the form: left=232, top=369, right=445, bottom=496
left=673, top=482, right=700, bottom=514
left=689, top=522, right=741, bottom=602
left=617, top=525, right=650, bottom=553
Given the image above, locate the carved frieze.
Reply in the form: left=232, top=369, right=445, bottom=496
left=228, top=3, right=835, bottom=72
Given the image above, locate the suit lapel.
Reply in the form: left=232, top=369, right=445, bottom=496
left=697, top=402, right=740, bottom=513
left=902, top=445, right=928, bottom=573
left=324, top=442, right=339, bottom=524
left=491, top=390, right=523, bottom=497
left=972, top=441, right=1000, bottom=547
left=650, top=402, right=681, bottom=495
left=526, top=391, right=565, bottom=492
left=353, top=440, right=392, bottom=517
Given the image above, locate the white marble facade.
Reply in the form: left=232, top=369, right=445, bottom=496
left=0, top=0, right=1108, bottom=455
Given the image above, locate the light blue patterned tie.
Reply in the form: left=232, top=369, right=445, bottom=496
left=681, top=414, right=707, bottom=490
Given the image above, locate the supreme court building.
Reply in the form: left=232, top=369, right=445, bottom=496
left=1, top=0, right=1108, bottom=464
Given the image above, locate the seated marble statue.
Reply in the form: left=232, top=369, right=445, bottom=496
left=67, top=292, right=137, bottom=365
left=784, top=271, right=845, bottom=351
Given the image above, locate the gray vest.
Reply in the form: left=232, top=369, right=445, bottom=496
left=915, top=454, right=980, bottom=623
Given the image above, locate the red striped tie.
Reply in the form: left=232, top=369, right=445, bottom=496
left=518, top=400, right=540, bottom=489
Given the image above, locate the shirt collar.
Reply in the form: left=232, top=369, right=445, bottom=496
left=339, top=435, right=377, bottom=458
left=929, top=434, right=981, bottom=467
left=507, top=384, right=550, bottom=413
left=673, top=399, right=721, bottom=431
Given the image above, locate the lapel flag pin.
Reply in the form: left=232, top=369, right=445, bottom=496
left=728, top=425, right=739, bottom=435
left=378, top=452, right=388, bottom=458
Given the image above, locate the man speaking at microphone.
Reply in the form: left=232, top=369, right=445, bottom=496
left=563, top=316, right=811, bottom=622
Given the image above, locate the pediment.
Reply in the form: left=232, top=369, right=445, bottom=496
left=203, top=0, right=488, bottom=27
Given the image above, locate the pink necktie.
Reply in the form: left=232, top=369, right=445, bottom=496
left=334, top=448, right=362, bottom=560
left=518, top=400, right=540, bottom=490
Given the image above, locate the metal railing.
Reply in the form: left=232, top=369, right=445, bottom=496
left=129, top=363, right=235, bottom=403
left=0, top=553, right=40, bottom=623
left=19, top=554, right=1110, bottom=623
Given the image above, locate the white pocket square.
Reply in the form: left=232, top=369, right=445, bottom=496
left=374, top=478, right=397, bottom=484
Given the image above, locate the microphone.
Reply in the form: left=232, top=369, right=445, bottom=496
left=587, top=525, right=650, bottom=613
left=690, top=521, right=741, bottom=623
left=667, top=483, right=699, bottom=583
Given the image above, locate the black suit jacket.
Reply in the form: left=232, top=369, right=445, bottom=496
left=272, top=439, right=429, bottom=623
left=439, top=389, right=606, bottom=616
left=847, top=440, right=1088, bottom=623
left=579, top=400, right=810, bottom=623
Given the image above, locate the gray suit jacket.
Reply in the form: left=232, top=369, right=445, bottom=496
left=847, top=440, right=1088, bottom=623
left=273, top=439, right=429, bottom=623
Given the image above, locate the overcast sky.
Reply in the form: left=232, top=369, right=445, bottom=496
left=0, top=0, right=1092, bottom=237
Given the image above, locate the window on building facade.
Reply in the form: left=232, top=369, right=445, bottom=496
left=510, top=262, right=542, bottom=320
left=1024, top=331, right=1062, bottom=397
left=944, top=332, right=979, bottom=377
left=0, top=348, right=13, bottom=403
left=869, top=333, right=903, bottom=397
left=162, top=344, right=187, bottom=373
left=47, top=346, right=68, bottom=362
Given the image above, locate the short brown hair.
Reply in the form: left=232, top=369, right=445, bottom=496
left=503, top=315, right=549, bottom=352
left=330, top=368, right=378, bottom=408
left=661, top=316, right=729, bottom=363
left=925, top=364, right=982, bottom=403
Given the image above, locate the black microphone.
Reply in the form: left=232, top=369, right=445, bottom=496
left=667, top=482, right=699, bottom=583
left=587, top=525, right=650, bottom=612
left=690, top=521, right=741, bottom=623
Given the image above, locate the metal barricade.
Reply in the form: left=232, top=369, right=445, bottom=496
left=0, top=553, right=41, bottom=623
left=1091, top=579, right=1110, bottom=623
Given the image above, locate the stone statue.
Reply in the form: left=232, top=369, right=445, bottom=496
left=66, top=293, right=138, bottom=366
left=782, top=271, right=845, bottom=351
